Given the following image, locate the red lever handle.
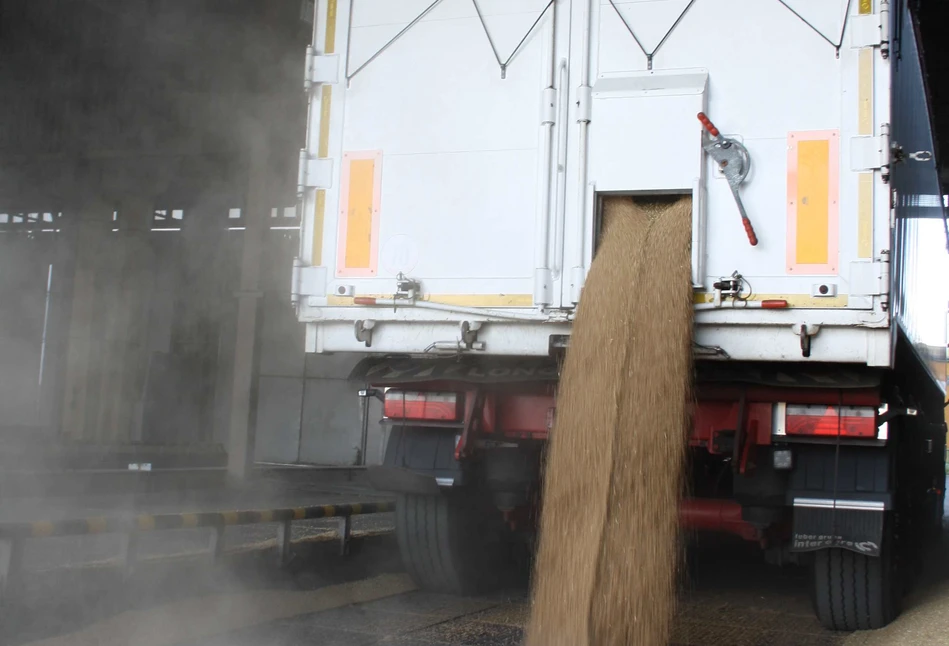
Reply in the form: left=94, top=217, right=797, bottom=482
left=697, top=112, right=720, bottom=137
left=741, top=217, right=758, bottom=246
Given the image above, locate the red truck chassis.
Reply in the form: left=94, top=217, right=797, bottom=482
left=360, top=356, right=945, bottom=632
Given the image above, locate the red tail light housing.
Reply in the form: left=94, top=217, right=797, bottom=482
left=383, top=391, right=462, bottom=422
left=782, top=404, right=877, bottom=438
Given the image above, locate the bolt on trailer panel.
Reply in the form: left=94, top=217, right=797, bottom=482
left=292, top=0, right=947, bottom=378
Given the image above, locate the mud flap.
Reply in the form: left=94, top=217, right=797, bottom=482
left=367, top=466, right=442, bottom=496
left=369, top=426, right=465, bottom=494
left=790, top=498, right=886, bottom=556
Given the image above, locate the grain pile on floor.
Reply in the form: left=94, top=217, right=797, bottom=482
left=526, top=196, right=694, bottom=646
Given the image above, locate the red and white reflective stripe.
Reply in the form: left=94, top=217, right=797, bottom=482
left=383, top=391, right=462, bottom=421
left=782, top=404, right=876, bottom=438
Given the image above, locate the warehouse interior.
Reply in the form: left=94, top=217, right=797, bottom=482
left=0, top=0, right=946, bottom=482
left=0, top=0, right=385, bottom=482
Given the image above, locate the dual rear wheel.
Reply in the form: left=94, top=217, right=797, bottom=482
left=395, top=492, right=512, bottom=595
left=397, top=494, right=905, bottom=632
left=813, top=547, right=899, bottom=631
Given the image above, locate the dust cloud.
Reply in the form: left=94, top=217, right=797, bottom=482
left=0, top=3, right=334, bottom=646
left=527, top=196, right=694, bottom=645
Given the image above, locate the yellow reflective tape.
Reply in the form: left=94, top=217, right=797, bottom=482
left=343, top=159, right=376, bottom=269
left=311, top=84, right=333, bottom=269
left=309, top=0, right=337, bottom=270
left=259, top=510, right=274, bottom=523
left=325, top=0, right=338, bottom=54
left=312, top=189, right=326, bottom=266
left=32, top=521, right=55, bottom=537
left=86, top=517, right=108, bottom=534
left=857, top=47, right=874, bottom=260
left=221, top=511, right=239, bottom=526
left=859, top=0, right=872, bottom=15
left=294, top=507, right=306, bottom=520
left=318, top=86, right=332, bottom=159
left=322, top=505, right=337, bottom=518
left=350, top=503, right=363, bottom=515
left=795, top=139, right=831, bottom=265
left=693, top=293, right=849, bottom=308
left=181, top=513, right=199, bottom=528
left=858, top=173, right=874, bottom=258
left=137, top=516, right=155, bottom=531
left=327, top=294, right=534, bottom=307
left=858, top=49, right=873, bottom=135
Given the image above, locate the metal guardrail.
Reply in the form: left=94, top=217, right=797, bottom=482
left=0, top=501, right=395, bottom=598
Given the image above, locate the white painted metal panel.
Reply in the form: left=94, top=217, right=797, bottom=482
left=314, top=0, right=558, bottom=301
left=588, top=69, right=706, bottom=193
left=293, top=0, right=946, bottom=379
left=370, top=151, right=538, bottom=280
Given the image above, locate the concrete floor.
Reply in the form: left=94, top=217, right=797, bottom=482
left=5, top=478, right=949, bottom=645
left=179, top=537, right=844, bottom=646
left=6, top=532, right=850, bottom=646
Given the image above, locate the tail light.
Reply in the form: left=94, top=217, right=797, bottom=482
left=776, top=404, right=877, bottom=438
left=384, top=391, right=462, bottom=422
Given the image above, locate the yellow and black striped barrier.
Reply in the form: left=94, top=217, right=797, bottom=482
left=0, top=500, right=396, bottom=596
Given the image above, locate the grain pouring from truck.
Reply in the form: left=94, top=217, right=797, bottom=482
left=292, top=0, right=949, bottom=631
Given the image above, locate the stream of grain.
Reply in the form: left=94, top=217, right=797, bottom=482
left=527, top=196, right=694, bottom=646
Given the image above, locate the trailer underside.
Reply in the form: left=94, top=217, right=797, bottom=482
left=361, top=344, right=946, bottom=631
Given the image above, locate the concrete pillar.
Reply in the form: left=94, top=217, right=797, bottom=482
left=113, top=198, right=156, bottom=444
left=61, top=194, right=158, bottom=445
left=91, top=198, right=155, bottom=444
left=61, top=199, right=112, bottom=440
left=227, top=138, right=271, bottom=479
left=175, top=191, right=231, bottom=445
left=36, top=222, right=77, bottom=435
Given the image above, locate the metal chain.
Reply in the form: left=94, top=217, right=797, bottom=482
left=472, top=0, right=556, bottom=79
left=606, top=0, right=698, bottom=71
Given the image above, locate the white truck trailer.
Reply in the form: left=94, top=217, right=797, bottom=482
left=292, top=0, right=949, bottom=630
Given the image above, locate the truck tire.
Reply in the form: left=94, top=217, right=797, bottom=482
left=813, top=548, right=899, bottom=631
left=395, top=492, right=505, bottom=594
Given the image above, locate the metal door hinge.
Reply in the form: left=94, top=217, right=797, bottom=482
left=850, top=124, right=890, bottom=172
left=849, top=260, right=889, bottom=297
left=850, top=3, right=891, bottom=57
left=850, top=13, right=883, bottom=48
left=541, top=87, right=557, bottom=125
left=291, top=259, right=327, bottom=305
left=304, top=46, right=339, bottom=91
left=576, top=85, right=592, bottom=123
left=298, top=150, right=334, bottom=190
